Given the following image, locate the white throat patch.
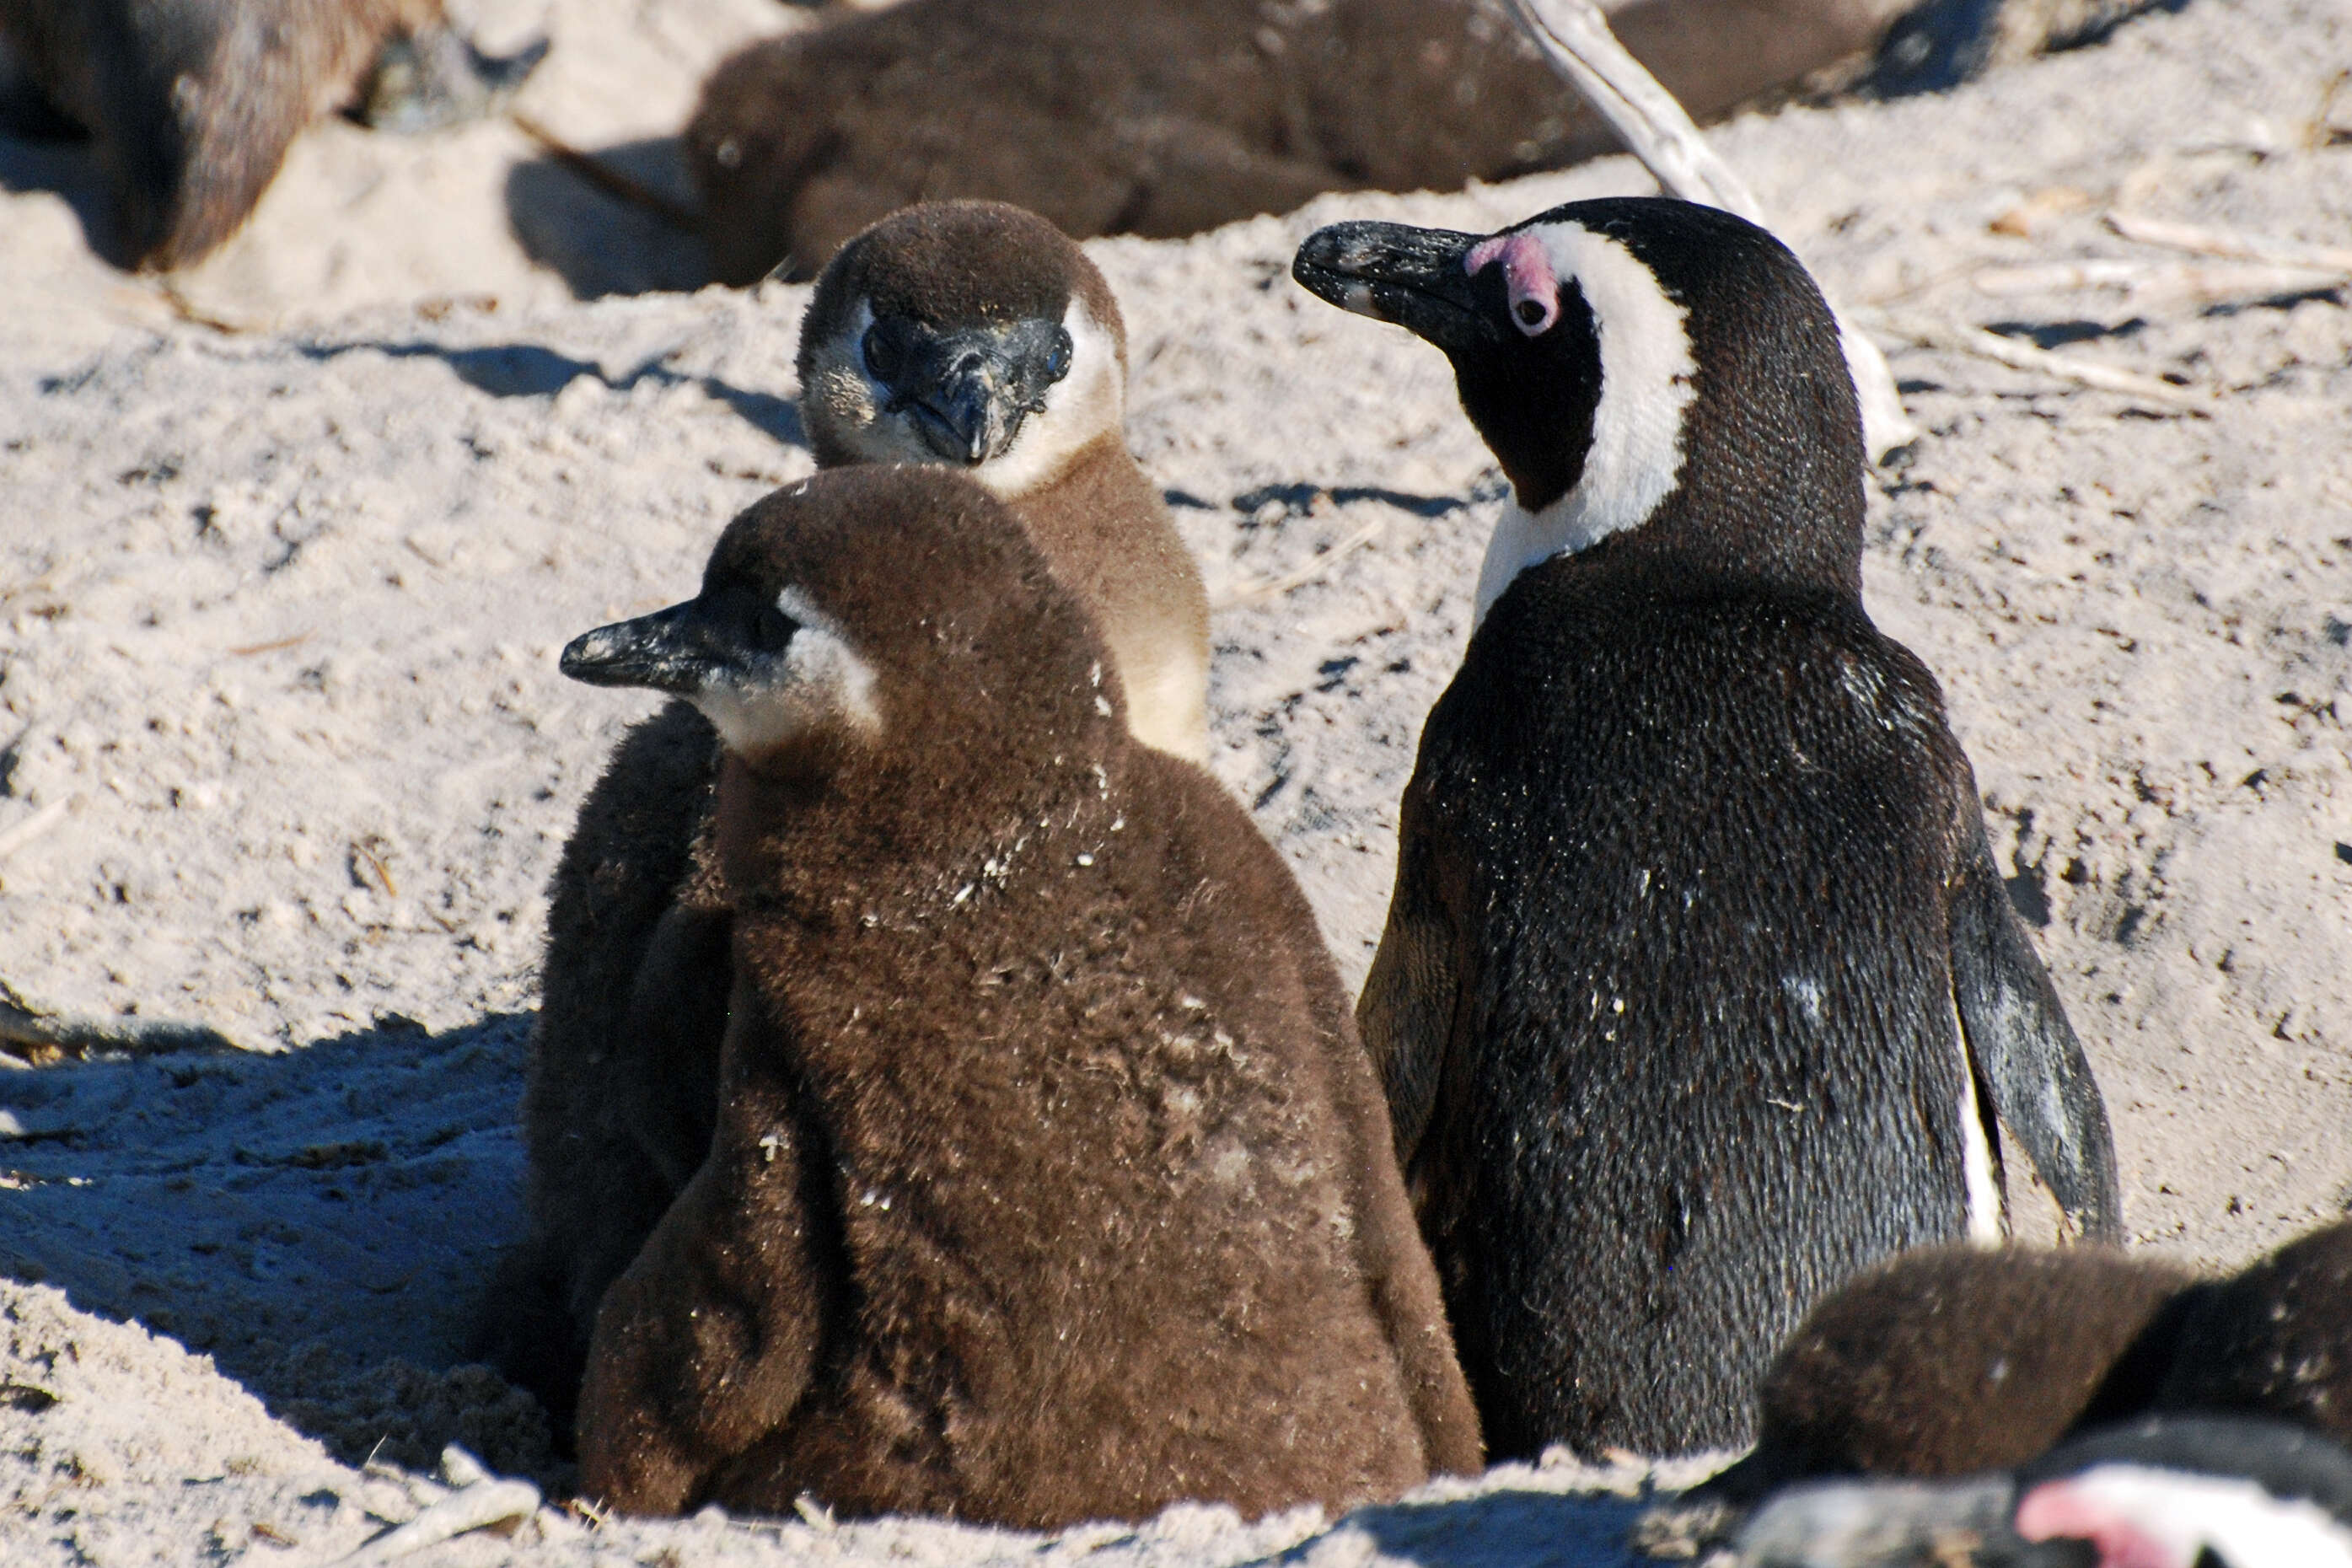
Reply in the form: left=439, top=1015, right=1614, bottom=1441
left=692, top=586, right=883, bottom=756
left=1472, top=221, right=1699, bottom=626
left=800, top=297, right=1124, bottom=500
left=970, top=297, right=1124, bottom=498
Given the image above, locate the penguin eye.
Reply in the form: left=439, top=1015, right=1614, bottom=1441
left=1514, top=298, right=1549, bottom=330
left=751, top=602, right=798, bottom=655
left=861, top=323, right=903, bottom=382
left=1043, top=326, right=1074, bottom=384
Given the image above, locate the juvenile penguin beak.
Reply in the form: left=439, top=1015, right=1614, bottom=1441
left=560, top=602, right=722, bottom=694
left=1291, top=222, right=1499, bottom=354
left=888, top=320, right=1067, bottom=466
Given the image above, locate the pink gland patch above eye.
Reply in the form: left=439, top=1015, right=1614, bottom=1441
left=1466, top=231, right=1561, bottom=337
left=2016, top=1479, right=2192, bottom=1568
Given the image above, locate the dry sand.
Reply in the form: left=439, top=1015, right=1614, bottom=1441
left=1, top=0, right=2349, bottom=1559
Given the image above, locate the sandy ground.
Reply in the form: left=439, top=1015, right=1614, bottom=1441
left=1, top=0, right=2349, bottom=1560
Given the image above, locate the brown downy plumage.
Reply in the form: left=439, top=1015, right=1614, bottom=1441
left=793, top=201, right=1209, bottom=761
left=683, top=0, right=1929, bottom=283
left=2151, top=1219, right=2352, bottom=1448
left=0, top=0, right=539, bottom=268
left=560, top=465, right=1479, bottom=1522
left=481, top=201, right=1210, bottom=1436
left=1703, top=1243, right=2200, bottom=1504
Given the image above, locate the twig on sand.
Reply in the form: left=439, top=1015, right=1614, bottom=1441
left=1972, top=258, right=2349, bottom=313
left=510, top=112, right=702, bottom=233
left=1503, top=0, right=1918, bottom=460
left=0, top=971, right=238, bottom=1063
left=228, top=632, right=313, bottom=657
left=0, top=799, right=70, bottom=864
left=1850, top=308, right=2210, bottom=413
left=1215, top=516, right=1387, bottom=609
left=152, top=282, right=259, bottom=335
left=2104, top=212, right=2352, bottom=275
left=327, top=1451, right=541, bottom=1566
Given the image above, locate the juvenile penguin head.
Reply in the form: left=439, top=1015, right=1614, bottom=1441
left=559, top=466, right=1120, bottom=777
left=1292, top=197, right=1866, bottom=612
left=797, top=201, right=1129, bottom=498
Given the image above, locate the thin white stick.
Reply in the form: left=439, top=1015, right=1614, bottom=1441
left=1973, top=259, right=2349, bottom=312
left=1505, top=0, right=1919, bottom=459
left=327, top=1477, right=542, bottom=1565
left=1214, top=517, right=1388, bottom=609
left=1852, top=308, right=2210, bottom=412
left=2106, top=211, right=2352, bottom=273
left=0, top=799, right=70, bottom=862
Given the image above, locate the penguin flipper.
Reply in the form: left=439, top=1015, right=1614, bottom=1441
left=1296, top=876, right=1485, bottom=1474
left=1948, top=818, right=2123, bottom=1241
left=577, top=989, right=829, bottom=1512
left=1356, top=776, right=1462, bottom=1177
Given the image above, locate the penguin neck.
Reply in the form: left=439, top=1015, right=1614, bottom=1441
left=712, top=724, right=1128, bottom=901
left=1476, top=440, right=1866, bottom=621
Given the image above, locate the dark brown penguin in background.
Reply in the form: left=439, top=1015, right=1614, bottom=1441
left=1290, top=196, right=2121, bottom=1460
left=0, top=0, right=540, bottom=268
left=684, top=0, right=1930, bottom=283
left=480, top=202, right=1211, bottom=1433
left=560, top=465, right=1480, bottom=1522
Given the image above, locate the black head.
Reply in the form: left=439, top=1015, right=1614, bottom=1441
left=797, top=201, right=1127, bottom=491
left=559, top=465, right=1120, bottom=784
left=1293, top=197, right=1866, bottom=605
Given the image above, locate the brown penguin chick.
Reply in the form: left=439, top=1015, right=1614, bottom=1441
left=684, top=0, right=1925, bottom=282
left=561, top=464, right=1481, bottom=1522
left=1700, top=1243, right=2200, bottom=1506
left=2151, top=1219, right=2352, bottom=1447
left=480, top=200, right=1210, bottom=1434
left=795, top=201, right=1210, bottom=761
left=0, top=0, right=540, bottom=268
left=474, top=698, right=736, bottom=1431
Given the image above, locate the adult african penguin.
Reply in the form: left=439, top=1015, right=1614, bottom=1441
left=480, top=201, right=1211, bottom=1434
left=561, top=465, right=1481, bottom=1522
left=1290, top=196, right=2121, bottom=1458
left=1733, top=1415, right=2352, bottom=1568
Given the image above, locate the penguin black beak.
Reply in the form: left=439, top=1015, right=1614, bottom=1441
left=560, top=602, right=726, bottom=695
left=1291, top=222, right=1501, bottom=355
left=886, top=320, right=1069, bottom=467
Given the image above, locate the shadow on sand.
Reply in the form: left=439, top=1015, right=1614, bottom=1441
left=289, top=336, right=806, bottom=448
left=503, top=135, right=715, bottom=300
left=1278, top=1484, right=1655, bottom=1568
left=0, top=1012, right=565, bottom=1479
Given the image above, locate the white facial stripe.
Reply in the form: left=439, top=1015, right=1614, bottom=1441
left=691, top=586, right=883, bottom=755
left=800, top=296, right=1125, bottom=496
left=803, top=297, right=943, bottom=469
left=969, top=296, right=1123, bottom=499
left=1473, top=220, right=1700, bottom=626
left=2022, top=1468, right=2352, bottom=1568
